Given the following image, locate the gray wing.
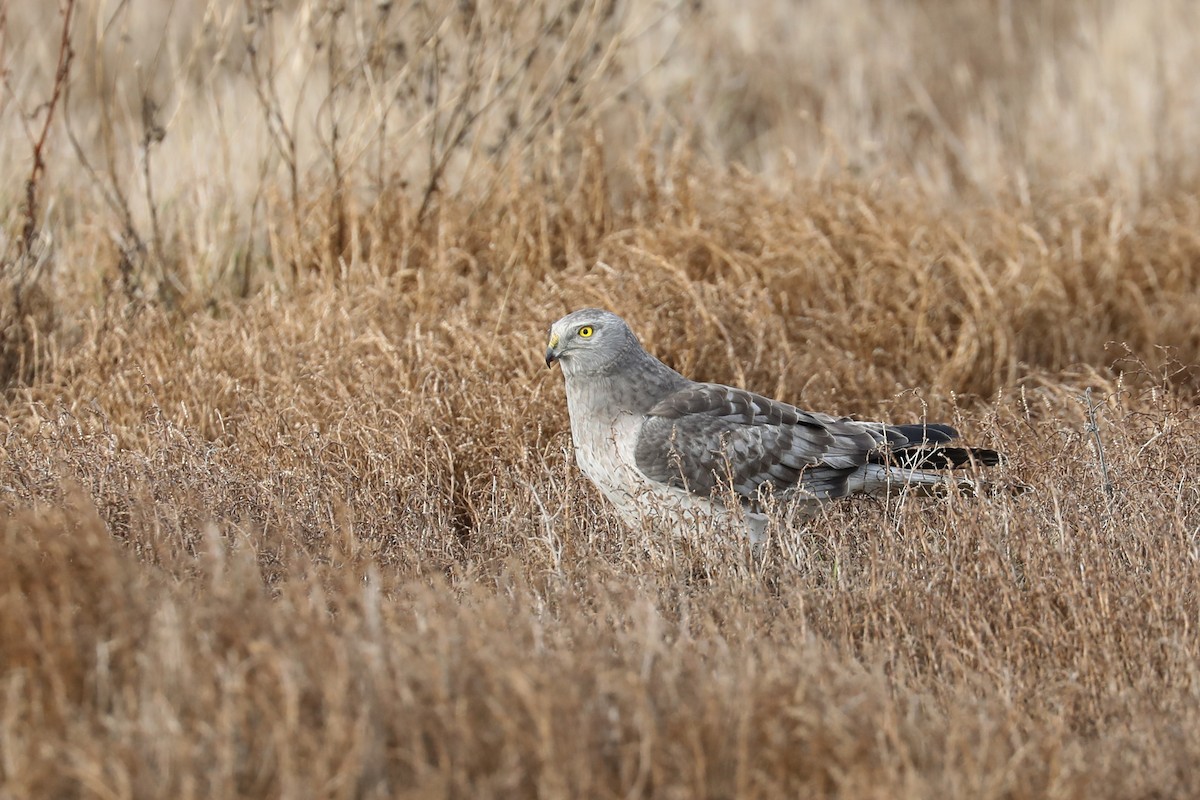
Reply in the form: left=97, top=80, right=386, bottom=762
left=633, top=383, right=902, bottom=506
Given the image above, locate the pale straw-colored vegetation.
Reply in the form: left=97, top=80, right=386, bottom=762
left=2, top=1, right=1199, bottom=796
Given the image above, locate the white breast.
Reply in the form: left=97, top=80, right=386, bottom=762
left=570, top=409, right=645, bottom=514
left=567, top=399, right=769, bottom=542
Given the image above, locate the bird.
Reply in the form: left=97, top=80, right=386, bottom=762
left=544, top=308, right=1004, bottom=543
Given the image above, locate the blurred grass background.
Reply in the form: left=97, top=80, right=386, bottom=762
left=2, top=1, right=1199, bottom=797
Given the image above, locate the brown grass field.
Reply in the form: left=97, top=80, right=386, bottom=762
left=2, top=0, right=1200, bottom=797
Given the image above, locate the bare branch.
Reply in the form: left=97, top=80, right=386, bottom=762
left=18, top=0, right=76, bottom=261
left=1082, top=387, right=1115, bottom=507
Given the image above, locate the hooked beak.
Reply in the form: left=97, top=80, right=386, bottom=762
left=545, top=333, right=560, bottom=368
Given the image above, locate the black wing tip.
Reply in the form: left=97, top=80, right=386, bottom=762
left=891, top=423, right=960, bottom=445
left=885, top=446, right=1004, bottom=470
left=881, top=423, right=1004, bottom=469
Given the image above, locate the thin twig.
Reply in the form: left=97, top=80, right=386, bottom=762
left=1082, top=387, right=1114, bottom=504
left=60, top=0, right=149, bottom=299
left=140, top=96, right=166, bottom=272
left=244, top=0, right=302, bottom=275
left=18, top=0, right=76, bottom=260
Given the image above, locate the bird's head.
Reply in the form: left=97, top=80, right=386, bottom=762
left=545, top=308, right=635, bottom=377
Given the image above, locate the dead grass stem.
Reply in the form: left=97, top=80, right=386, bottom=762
left=2, top=0, right=1200, bottom=796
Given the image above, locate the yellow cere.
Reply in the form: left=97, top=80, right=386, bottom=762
left=549, top=333, right=560, bottom=349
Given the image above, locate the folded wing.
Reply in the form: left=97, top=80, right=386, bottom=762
left=633, top=383, right=991, bottom=508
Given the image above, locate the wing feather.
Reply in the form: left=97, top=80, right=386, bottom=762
left=633, top=383, right=888, bottom=506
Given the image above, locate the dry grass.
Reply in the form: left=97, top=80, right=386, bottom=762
left=2, top=0, right=1200, bottom=797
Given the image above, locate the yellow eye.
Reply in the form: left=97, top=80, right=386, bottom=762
left=578, top=326, right=594, bottom=338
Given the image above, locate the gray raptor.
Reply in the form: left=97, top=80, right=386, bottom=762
left=545, top=308, right=1001, bottom=542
